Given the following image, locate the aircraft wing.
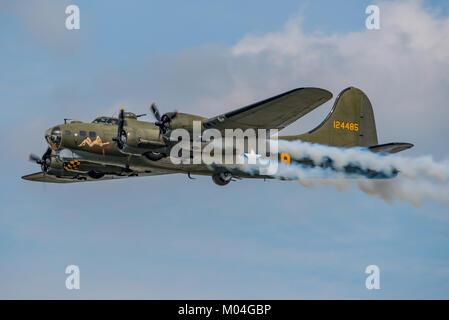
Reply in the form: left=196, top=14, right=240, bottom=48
left=21, top=171, right=175, bottom=183
left=203, top=87, right=332, bottom=132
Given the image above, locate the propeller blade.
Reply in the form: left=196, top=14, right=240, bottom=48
left=150, top=102, right=161, bottom=122
left=113, top=108, right=126, bottom=149
left=43, top=147, right=52, bottom=159
left=29, top=153, right=42, bottom=163
left=29, top=147, right=52, bottom=172
left=117, top=108, right=124, bottom=135
left=150, top=102, right=177, bottom=136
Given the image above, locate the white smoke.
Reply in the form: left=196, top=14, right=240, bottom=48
left=235, top=140, right=449, bottom=206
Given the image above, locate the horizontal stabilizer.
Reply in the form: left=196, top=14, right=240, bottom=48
left=369, top=142, right=414, bottom=154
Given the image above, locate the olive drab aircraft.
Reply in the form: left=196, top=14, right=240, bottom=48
left=23, top=87, right=413, bottom=186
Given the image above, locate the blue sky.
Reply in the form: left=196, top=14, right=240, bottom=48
left=1, top=0, right=449, bottom=299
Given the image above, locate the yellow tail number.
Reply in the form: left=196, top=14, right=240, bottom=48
left=333, top=121, right=359, bottom=132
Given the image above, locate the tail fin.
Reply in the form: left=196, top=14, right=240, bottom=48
left=283, top=87, right=378, bottom=147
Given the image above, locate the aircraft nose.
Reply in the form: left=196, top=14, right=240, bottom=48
left=45, top=126, right=62, bottom=150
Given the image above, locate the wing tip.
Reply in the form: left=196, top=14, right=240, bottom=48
left=21, top=173, right=36, bottom=181
left=291, top=87, right=333, bottom=98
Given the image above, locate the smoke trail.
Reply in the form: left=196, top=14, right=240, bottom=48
left=237, top=140, right=449, bottom=206
left=274, top=140, right=449, bottom=183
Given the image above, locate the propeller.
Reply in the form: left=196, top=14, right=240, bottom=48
left=112, top=108, right=127, bottom=149
left=29, top=147, right=52, bottom=172
left=150, top=102, right=177, bottom=135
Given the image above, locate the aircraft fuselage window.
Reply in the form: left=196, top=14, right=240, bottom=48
left=80, top=131, right=86, bottom=136
left=64, top=130, right=71, bottom=136
left=89, top=131, right=96, bottom=138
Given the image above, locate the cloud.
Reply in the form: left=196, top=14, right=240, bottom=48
left=229, top=0, right=449, bottom=154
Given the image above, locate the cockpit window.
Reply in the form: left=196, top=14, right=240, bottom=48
left=92, top=117, right=127, bottom=126
left=92, top=118, right=108, bottom=124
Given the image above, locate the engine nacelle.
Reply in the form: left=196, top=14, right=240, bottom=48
left=119, top=127, right=166, bottom=156
left=168, top=113, right=206, bottom=132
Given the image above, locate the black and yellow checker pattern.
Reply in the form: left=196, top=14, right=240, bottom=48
left=64, top=160, right=81, bottom=171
